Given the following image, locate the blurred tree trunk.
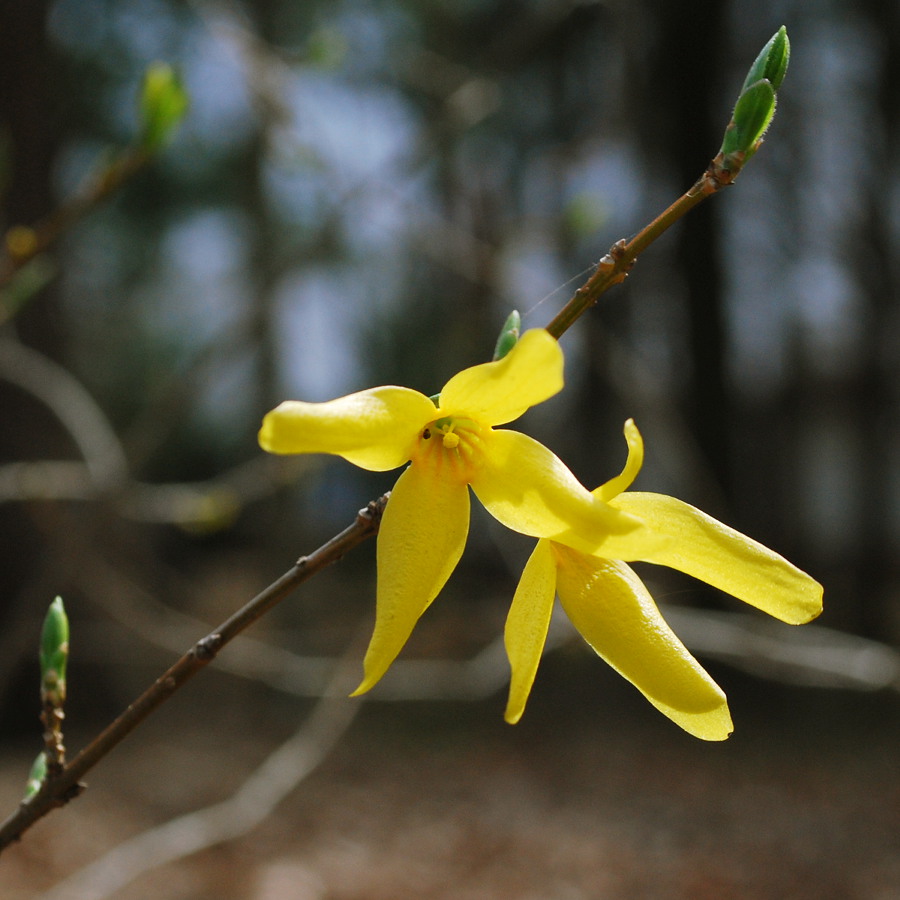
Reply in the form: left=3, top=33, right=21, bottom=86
left=641, top=1, right=731, bottom=498
left=850, top=0, right=900, bottom=638
left=0, top=0, right=72, bottom=720
left=0, top=0, right=63, bottom=352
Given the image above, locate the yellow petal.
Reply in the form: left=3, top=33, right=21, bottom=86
left=258, top=387, right=436, bottom=471
left=439, top=329, right=563, bottom=426
left=554, top=548, right=733, bottom=741
left=352, top=461, right=470, bottom=695
left=609, top=492, right=823, bottom=625
left=595, top=418, right=644, bottom=502
left=471, top=430, right=659, bottom=557
left=504, top=540, right=557, bottom=724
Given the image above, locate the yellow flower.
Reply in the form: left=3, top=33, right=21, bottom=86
left=259, top=330, right=652, bottom=694
left=504, top=419, right=824, bottom=740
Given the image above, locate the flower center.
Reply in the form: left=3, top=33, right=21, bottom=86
left=415, top=416, right=484, bottom=482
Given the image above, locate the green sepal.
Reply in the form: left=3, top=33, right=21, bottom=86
left=23, top=752, right=47, bottom=800
left=40, top=596, right=69, bottom=704
left=721, top=79, right=776, bottom=159
left=139, top=62, right=189, bottom=151
left=742, top=26, right=790, bottom=94
left=492, top=310, right=522, bottom=360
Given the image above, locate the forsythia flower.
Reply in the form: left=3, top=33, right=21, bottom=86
left=504, top=419, right=824, bottom=740
left=259, top=330, right=654, bottom=695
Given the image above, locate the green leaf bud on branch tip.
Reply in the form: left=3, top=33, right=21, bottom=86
left=719, top=27, right=789, bottom=167
left=493, top=310, right=522, bottom=360
left=39, top=596, right=69, bottom=706
left=139, top=62, right=189, bottom=151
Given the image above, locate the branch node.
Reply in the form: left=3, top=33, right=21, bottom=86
left=194, top=634, right=223, bottom=661
left=359, top=492, right=390, bottom=528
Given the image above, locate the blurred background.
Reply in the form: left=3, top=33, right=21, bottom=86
left=2, top=0, right=899, bottom=897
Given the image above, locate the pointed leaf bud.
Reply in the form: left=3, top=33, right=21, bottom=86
left=721, top=79, right=776, bottom=159
left=742, top=26, right=790, bottom=93
left=40, top=596, right=69, bottom=706
left=718, top=28, right=789, bottom=171
left=493, top=310, right=522, bottom=360
left=23, top=752, right=47, bottom=800
left=139, top=62, right=189, bottom=151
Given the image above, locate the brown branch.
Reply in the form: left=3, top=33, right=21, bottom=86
left=0, top=147, right=151, bottom=292
left=0, top=493, right=389, bottom=853
left=39, top=698, right=67, bottom=782
left=0, top=134, right=749, bottom=854
left=544, top=153, right=741, bottom=339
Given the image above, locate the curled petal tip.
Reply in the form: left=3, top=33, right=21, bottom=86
left=349, top=682, right=370, bottom=698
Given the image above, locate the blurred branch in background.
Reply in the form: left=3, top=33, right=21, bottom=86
left=0, top=336, right=295, bottom=516
left=77, top=549, right=900, bottom=700
left=0, top=146, right=150, bottom=296
left=0, top=63, right=187, bottom=302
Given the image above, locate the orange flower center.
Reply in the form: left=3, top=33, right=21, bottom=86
left=413, top=416, right=485, bottom=483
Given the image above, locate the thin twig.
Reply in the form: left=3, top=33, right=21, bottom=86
left=545, top=154, right=739, bottom=340
left=36, top=652, right=362, bottom=900
left=0, top=494, right=388, bottom=853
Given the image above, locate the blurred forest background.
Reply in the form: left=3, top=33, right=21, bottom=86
left=2, top=0, right=900, bottom=898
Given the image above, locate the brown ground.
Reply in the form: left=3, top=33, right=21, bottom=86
left=2, top=658, right=899, bottom=900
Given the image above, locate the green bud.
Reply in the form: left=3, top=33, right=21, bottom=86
left=721, top=79, right=776, bottom=159
left=718, top=28, right=789, bottom=167
left=139, top=62, right=189, bottom=151
left=23, top=752, right=47, bottom=800
left=40, top=596, right=69, bottom=705
left=493, top=310, right=522, bottom=361
left=742, top=26, right=790, bottom=94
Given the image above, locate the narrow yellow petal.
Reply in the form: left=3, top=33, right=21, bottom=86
left=610, top=492, right=823, bottom=625
left=471, top=430, right=659, bottom=557
left=258, top=386, right=436, bottom=471
left=439, top=329, right=563, bottom=426
left=595, top=418, right=644, bottom=502
left=352, top=462, right=470, bottom=695
left=554, top=548, right=733, bottom=741
left=504, top=540, right=557, bottom=724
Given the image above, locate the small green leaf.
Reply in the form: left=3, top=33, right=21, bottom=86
left=139, top=62, right=189, bottom=151
left=23, top=752, right=47, bottom=800
left=722, top=79, right=776, bottom=158
left=742, top=26, right=790, bottom=94
left=493, top=310, right=522, bottom=360
left=40, top=596, right=69, bottom=704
